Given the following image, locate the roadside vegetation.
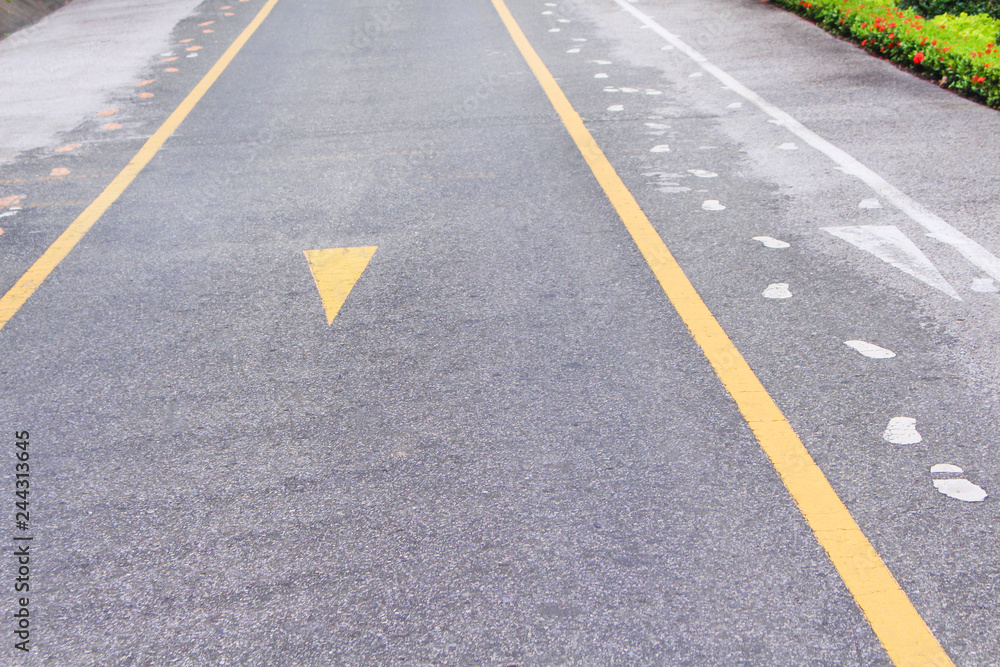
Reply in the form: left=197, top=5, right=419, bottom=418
left=772, top=0, right=1000, bottom=107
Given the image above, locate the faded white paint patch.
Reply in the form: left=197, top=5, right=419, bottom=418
left=619, top=87, right=638, bottom=93
left=649, top=144, right=670, bottom=152
left=689, top=72, right=703, bottom=78
left=645, top=89, right=663, bottom=95
left=607, top=104, right=624, bottom=111
left=594, top=73, right=608, bottom=78
left=701, top=200, right=726, bottom=211
left=646, top=131, right=666, bottom=136
left=933, top=479, right=988, bottom=502
left=589, top=59, right=612, bottom=64
left=542, top=10, right=553, bottom=14
left=687, top=169, right=717, bottom=178
left=661, top=44, right=674, bottom=50
left=548, top=28, right=561, bottom=32
left=931, top=463, right=964, bottom=474
left=571, top=38, right=587, bottom=42
left=752, top=236, right=789, bottom=249
left=824, top=225, right=961, bottom=300
left=762, top=283, right=791, bottom=298
left=566, top=48, right=581, bottom=53
left=778, top=143, right=798, bottom=150
left=0, top=211, right=17, bottom=218
left=844, top=340, right=896, bottom=359
left=727, top=102, right=742, bottom=109
left=883, top=417, right=921, bottom=444
left=971, top=277, right=999, bottom=292
left=859, top=198, right=882, bottom=209
left=603, top=86, right=619, bottom=92
left=657, top=185, right=692, bottom=193
left=557, top=18, right=570, bottom=22
left=645, top=122, right=669, bottom=129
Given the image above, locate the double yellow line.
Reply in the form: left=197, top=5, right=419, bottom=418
left=488, top=0, right=952, bottom=664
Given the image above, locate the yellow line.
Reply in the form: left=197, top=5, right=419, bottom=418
left=488, top=1, right=953, bottom=665
left=0, top=0, right=281, bottom=332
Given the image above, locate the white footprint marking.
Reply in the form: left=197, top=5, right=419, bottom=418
left=883, top=417, right=921, bottom=444
left=844, top=340, right=896, bottom=359
left=762, top=283, right=791, bottom=298
left=752, top=236, right=789, bottom=249
left=933, top=479, right=988, bottom=502
left=971, top=278, right=999, bottom=292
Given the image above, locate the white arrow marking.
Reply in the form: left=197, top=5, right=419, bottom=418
left=610, top=0, right=1000, bottom=284
left=824, top=225, right=961, bottom=300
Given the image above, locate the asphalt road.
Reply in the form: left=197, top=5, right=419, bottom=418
left=0, top=0, right=998, bottom=664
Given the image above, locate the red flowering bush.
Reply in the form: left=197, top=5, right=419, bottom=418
left=772, top=0, right=1000, bottom=107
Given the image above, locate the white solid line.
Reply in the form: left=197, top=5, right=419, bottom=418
left=611, top=0, right=1000, bottom=283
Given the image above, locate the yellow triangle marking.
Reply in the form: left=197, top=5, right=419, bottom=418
left=303, top=246, right=377, bottom=324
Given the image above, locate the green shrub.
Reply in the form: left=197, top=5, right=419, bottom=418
left=898, top=0, right=1000, bottom=22
left=772, top=0, right=1000, bottom=107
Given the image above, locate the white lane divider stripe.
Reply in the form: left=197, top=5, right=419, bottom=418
left=610, top=0, right=1000, bottom=284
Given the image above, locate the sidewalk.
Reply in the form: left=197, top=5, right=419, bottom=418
left=0, top=0, right=200, bottom=164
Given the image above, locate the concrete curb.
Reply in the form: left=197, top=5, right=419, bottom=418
left=1, top=0, right=73, bottom=38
